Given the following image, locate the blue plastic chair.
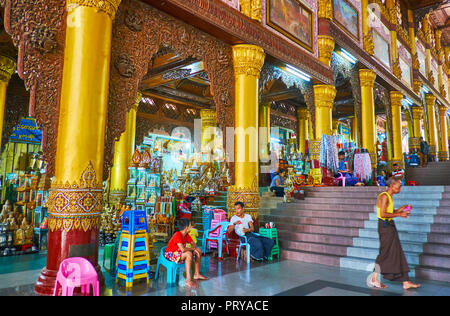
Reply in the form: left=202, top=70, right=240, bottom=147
left=235, top=232, right=251, bottom=264
left=155, top=246, right=184, bottom=284
left=202, top=221, right=230, bottom=260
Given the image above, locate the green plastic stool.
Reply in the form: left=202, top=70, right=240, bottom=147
left=102, top=243, right=115, bottom=273
left=258, top=228, right=280, bottom=261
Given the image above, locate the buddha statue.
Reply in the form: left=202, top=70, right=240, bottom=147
left=21, top=218, right=33, bottom=244
left=6, top=213, right=17, bottom=231
left=14, top=226, right=25, bottom=246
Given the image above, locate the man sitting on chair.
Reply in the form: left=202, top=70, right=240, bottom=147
left=228, top=202, right=275, bottom=261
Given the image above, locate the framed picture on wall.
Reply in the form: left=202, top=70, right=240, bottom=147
left=266, top=0, right=314, bottom=53
left=372, top=29, right=391, bottom=69
left=332, top=0, right=360, bottom=41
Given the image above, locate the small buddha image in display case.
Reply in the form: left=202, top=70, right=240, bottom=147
left=137, top=168, right=147, bottom=185
left=128, top=167, right=138, bottom=184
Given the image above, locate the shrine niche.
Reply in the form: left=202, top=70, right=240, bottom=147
left=106, top=0, right=234, bottom=180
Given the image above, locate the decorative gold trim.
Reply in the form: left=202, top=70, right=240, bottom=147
left=227, top=176, right=260, bottom=211
left=363, top=29, right=374, bottom=56
left=48, top=162, right=103, bottom=232
left=427, top=70, right=435, bottom=86
left=397, top=26, right=410, bottom=47
left=413, top=79, right=422, bottom=94
left=412, top=53, right=420, bottom=71
left=369, top=0, right=390, bottom=24
left=66, top=0, right=121, bottom=19
left=392, top=58, right=402, bottom=80
left=232, top=45, right=265, bottom=77
left=0, top=55, right=16, bottom=83
left=240, top=0, right=262, bottom=22
left=309, top=140, right=321, bottom=161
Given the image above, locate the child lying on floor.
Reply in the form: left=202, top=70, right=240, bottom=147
left=164, top=219, right=208, bottom=288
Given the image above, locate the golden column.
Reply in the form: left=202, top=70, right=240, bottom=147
left=360, top=69, right=377, bottom=167
left=423, top=14, right=435, bottom=85
left=390, top=91, right=404, bottom=167
left=410, top=106, right=424, bottom=151
left=110, top=93, right=141, bottom=205
left=425, top=94, right=438, bottom=158
left=0, top=56, right=16, bottom=150
left=310, top=85, right=336, bottom=161
left=128, top=93, right=141, bottom=164
left=437, top=105, right=449, bottom=161
left=362, top=0, right=374, bottom=55
left=259, top=103, right=270, bottom=161
left=35, top=0, right=120, bottom=296
left=227, top=45, right=265, bottom=221
left=409, top=10, right=421, bottom=93
left=297, top=108, right=309, bottom=155
left=200, top=109, right=217, bottom=153
left=436, top=30, right=446, bottom=98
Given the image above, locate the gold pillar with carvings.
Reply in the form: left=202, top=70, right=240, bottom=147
left=425, top=94, right=438, bottom=158
left=240, top=0, right=262, bottom=23
left=360, top=69, right=377, bottom=167
left=0, top=55, right=16, bottom=150
left=437, top=105, right=449, bottom=161
left=318, top=0, right=333, bottom=20
left=410, top=106, right=424, bottom=151
left=436, top=30, right=446, bottom=98
left=318, top=35, right=335, bottom=66
left=310, top=85, right=336, bottom=161
left=423, top=14, right=435, bottom=85
left=390, top=91, right=404, bottom=167
left=362, top=0, right=374, bottom=55
left=110, top=93, right=141, bottom=205
left=297, top=108, right=309, bottom=155
left=227, top=44, right=265, bottom=220
left=35, top=0, right=121, bottom=296
left=387, top=0, right=401, bottom=80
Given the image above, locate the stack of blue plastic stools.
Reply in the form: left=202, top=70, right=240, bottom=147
left=115, top=210, right=151, bottom=289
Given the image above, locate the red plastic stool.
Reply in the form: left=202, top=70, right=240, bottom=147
left=407, top=181, right=417, bottom=186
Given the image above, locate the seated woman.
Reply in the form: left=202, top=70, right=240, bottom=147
left=270, top=169, right=286, bottom=197
left=164, top=218, right=208, bottom=288
left=336, top=151, right=359, bottom=186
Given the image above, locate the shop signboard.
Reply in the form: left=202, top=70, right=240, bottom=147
left=9, top=117, right=42, bottom=144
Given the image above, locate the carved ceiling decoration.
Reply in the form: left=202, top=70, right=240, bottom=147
left=270, top=114, right=297, bottom=132
left=106, top=0, right=234, bottom=180
left=259, top=63, right=315, bottom=138
left=139, top=96, right=159, bottom=114
left=1, top=0, right=66, bottom=177
left=427, top=2, right=450, bottom=46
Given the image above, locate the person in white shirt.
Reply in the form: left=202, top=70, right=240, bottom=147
left=227, top=201, right=274, bottom=261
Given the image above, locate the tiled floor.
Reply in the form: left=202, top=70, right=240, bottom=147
left=1, top=251, right=450, bottom=296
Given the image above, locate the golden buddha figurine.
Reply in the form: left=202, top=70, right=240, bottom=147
left=21, top=218, right=33, bottom=245
left=6, top=213, right=17, bottom=231
left=14, top=226, right=25, bottom=246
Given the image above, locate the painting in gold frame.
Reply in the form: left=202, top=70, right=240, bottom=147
left=266, top=0, right=314, bottom=53
left=332, top=0, right=360, bottom=41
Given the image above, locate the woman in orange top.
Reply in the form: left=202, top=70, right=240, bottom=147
left=165, top=219, right=208, bottom=288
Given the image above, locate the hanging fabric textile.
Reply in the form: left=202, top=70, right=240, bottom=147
left=353, top=151, right=372, bottom=182
left=319, top=135, right=339, bottom=174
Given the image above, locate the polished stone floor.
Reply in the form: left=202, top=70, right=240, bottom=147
left=1, top=249, right=450, bottom=296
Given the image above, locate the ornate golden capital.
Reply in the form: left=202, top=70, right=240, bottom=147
left=318, top=35, right=335, bottom=66
left=425, top=93, right=436, bottom=107
left=318, top=0, right=333, bottom=20
left=393, top=59, right=402, bottom=80
left=440, top=85, right=447, bottom=99
left=131, top=92, right=142, bottom=111
left=297, top=108, right=310, bottom=121
left=314, top=85, right=336, bottom=109
left=48, top=162, right=103, bottom=232
left=363, top=30, right=374, bottom=55
left=66, top=0, right=122, bottom=19
left=439, top=105, right=449, bottom=116
left=390, top=91, right=403, bottom=107
left=0, top=55, right=16, bottom=83
left=232, top=45, right=265, bottom=77
left=411, top=106, right=423, bottom=120
left=359, top=69, right=377, bottom=87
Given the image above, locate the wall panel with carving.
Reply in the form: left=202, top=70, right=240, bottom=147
left=221, top=0, right=239, bottom=10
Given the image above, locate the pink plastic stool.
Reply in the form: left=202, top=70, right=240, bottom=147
left=212, top=209, right=226, bottom=221
left=53, top=257, right=100, bottom=296
left=336, top=173, right=346, bottom=187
